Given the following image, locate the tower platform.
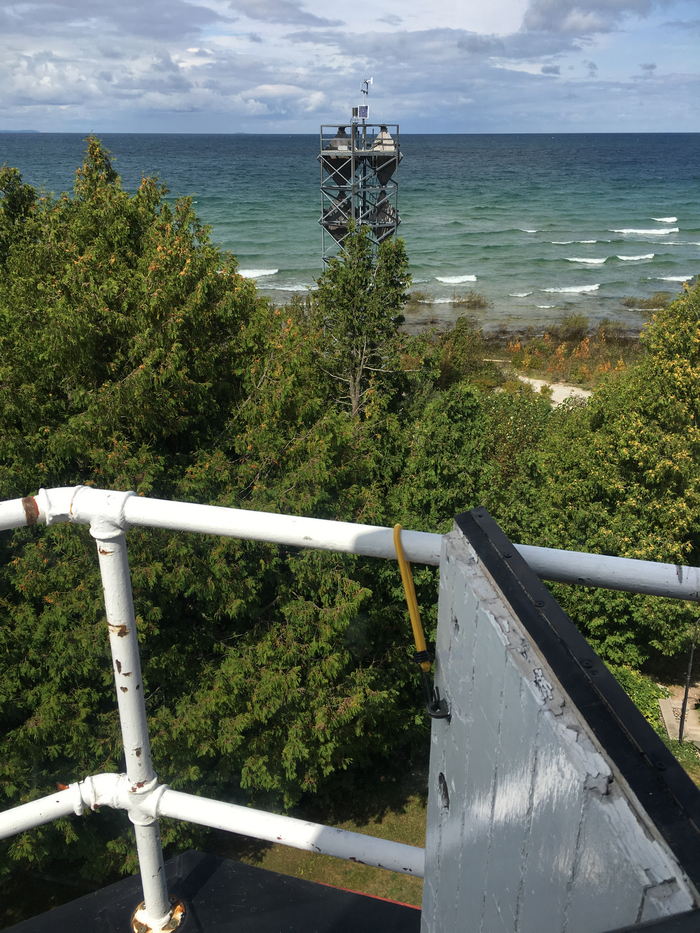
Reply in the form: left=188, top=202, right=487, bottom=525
left=5, top=850, right=421, bottom=932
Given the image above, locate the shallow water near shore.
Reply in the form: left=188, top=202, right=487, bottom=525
left=2, top=132, right=698, bottom=330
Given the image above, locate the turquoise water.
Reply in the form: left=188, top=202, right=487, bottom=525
left=2, top=132, right=699, bottom=330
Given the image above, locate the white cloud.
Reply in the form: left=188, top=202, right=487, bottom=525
left=0, top=0, right=696, bottom=131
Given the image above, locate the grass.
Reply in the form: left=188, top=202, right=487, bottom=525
left=611, top=662, right=700, bottom=787
left=407, top=290, right=430, bottom=303
left=621, top=291, right=673, bottom=311
left=664, top=737, right=700, bottom=785
left=205, top=665, right=700, bottom=911
left=208, top=767, right=427, bottom=906
left=208, top=665, right=700, bottom=913
left=449, top=290, right=490, bottom=310
left=405, top=290, right=490, bottom=310
left=7, top=667, right=700, bottom=927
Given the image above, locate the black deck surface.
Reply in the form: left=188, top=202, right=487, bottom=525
left=5, top=850, right=422, bottom=932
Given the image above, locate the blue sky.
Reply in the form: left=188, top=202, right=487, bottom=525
left=0, top=0, right=698, bottom=133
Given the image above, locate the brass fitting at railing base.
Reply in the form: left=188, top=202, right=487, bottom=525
left=131, top=899, right=186, bottom=933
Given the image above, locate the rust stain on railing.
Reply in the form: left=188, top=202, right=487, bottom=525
left=21, top=496, right=39, bottom=525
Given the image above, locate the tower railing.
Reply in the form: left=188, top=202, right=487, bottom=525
left=1, top=487, right=698, bottom=931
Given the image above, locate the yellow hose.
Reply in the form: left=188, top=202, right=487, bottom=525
left=393, top=524, right=431, bottom=673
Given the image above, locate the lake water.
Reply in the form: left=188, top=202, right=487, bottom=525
left=2, top=132, right=699, bottom=331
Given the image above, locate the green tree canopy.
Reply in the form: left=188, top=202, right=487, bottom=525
left=2, top=138, right=698, bottom=921
left=311, top=225, right=410, bottom=416
left=527, top=283, right=700, bottom=664
left=0, top=143, right=427, bottom=897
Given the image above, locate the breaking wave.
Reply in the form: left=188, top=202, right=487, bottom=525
left=542, top=284, right=600, bottom=294
left=271, top=284, right=312, bottom=292
left=610, top=228, right=678, bottom=236
left=238, top=268, right=279, bottom=278
left=436, top=274, right=477, bottom=284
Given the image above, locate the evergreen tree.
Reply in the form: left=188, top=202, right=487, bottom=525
left=0, top=144, right=423, bottom=896
left=0, top=138, right=272, bottom=885
left=527, top=283, right=700, bottom=664
left=311, top=226, right=410, bottom=416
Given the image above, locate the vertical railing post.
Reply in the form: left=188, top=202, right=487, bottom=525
left=92, top=521, right=173, bottom=931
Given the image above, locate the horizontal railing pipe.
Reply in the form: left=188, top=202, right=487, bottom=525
left=2, top=489, right=700, bottom=600
left=0, top=774, right=424, bottom=878
left=0, top=787, right=78, bottom=839
left=123, top=495, right=443, bottom=566
left=0, top=496, right=39, bottom=532
left=122, top=496, right=700, bottom=601
left=516, top=543, right=700, bottom=601
left=154, top=788, right=425, bottom=877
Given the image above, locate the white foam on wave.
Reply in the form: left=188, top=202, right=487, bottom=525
left=652, top=217, right=678, bottom=223
left=536, top=305, right=555, bottom=309
left=578, top=239, right=597, bottom=244
left=509, top=291, right=532, bottom=298
left=552, top=240, right=573, bottom=245
left=272, top=284, right=312, bottom=292
left=611, top=228, right=678, bottom=236
left=542, top=284, right=600, bottom=294
left=413, top=297, right=475, bottom=305
left=238, top=268, right=279, bottom=278
left=566, top=257, right=607, bottom=265
left=617, top=253, right=655, bottom=261
left=656, top=275, right=694, bottom=282
left=436, top=274, right=477, bottom=284
left=520, top=229, right=537, bottom=234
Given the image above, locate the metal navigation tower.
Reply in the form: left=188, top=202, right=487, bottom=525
left=319, top=78, right=401, bottom=262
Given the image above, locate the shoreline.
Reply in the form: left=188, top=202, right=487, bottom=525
left=398, top=297, right=648, bottom=339
left=258, top=288, right=657, bottom=338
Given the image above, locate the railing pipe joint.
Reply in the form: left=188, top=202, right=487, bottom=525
left=124, top=778, right=169, bottom=828
left=35, top=485, right=135, bottom=532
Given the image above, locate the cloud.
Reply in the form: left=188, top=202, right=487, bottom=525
left=0, top=0, right=696, bottom=133
left=663, top=18, right=700, bottom=32
left=229, top=0, right=342, bottom=27
left=639, top=61, right=657, bottom=75
left=286, top=25, right=579, bottom=64
left=0, top=0, right=227, bottom=41
left=523, top=0, right=655, bottom=35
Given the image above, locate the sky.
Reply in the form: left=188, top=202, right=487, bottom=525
left=0, top=0, right=698, bottom=133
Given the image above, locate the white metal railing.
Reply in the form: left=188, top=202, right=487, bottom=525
left=1, top=486, right=699, bottom=931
